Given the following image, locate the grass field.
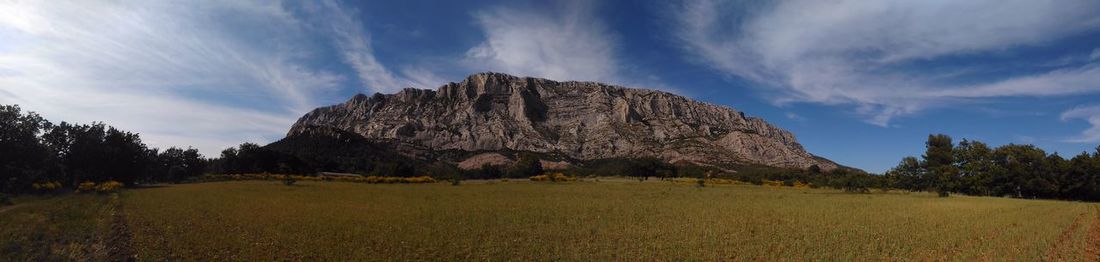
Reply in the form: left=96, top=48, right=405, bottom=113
left=3, top=180, right=1098, bottom=261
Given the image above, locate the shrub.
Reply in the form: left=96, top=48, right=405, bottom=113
left=529, top=173, right=574, bottom=182
left=0, top=193, right=11, bottom=206
left=31, top=181, right=62, bottom=193
left=696, top=178, right=706, bottom=188
left=77, top=181, right=97, bottom=193
left=94, top=181, right=123, bottom=194
left=763, top=180, right=785, bottom=187
left=706, top=178, right=739, bottom=185
left=282, top=175, right=297, bottom=186
left=403, top=176, right=436, bottom=183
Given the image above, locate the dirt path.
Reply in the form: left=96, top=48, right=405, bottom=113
left=105, top=195, right=136, bottom=261
left=0, top=203, right=24, bottom=215
left=1086, top=206, right=1100, bottom=262
left=1047, top=211, right=1088, bottom=262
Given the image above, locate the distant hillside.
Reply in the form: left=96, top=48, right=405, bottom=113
left=288, top=72, right=838, bottom=170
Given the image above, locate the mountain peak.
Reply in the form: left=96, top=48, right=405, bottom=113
left=290, top=74, right=837, bottom=170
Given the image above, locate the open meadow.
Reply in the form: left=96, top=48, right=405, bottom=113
left=2, top=180, right=1098, bottom=261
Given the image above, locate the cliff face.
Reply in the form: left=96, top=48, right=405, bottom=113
left=289, top=72, right=837, bottom=170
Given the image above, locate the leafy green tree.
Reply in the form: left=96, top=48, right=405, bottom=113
left=0, top=105, right=55, bottom=193
left=923, top=134, right=958, bottom=197
left=473, top=163, right=503, bottom=179
left=218, top=147, right=240, bottom=174
left=507, top=153, right=543, bottom=178
left=954, top=139, right=994, bottom=195
left=887, top=156, right=925, bottom=191
left=990, top=144, right=1050, bottom=198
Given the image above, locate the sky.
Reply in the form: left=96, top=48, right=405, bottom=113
left=2, top=0, right=1100, bottom=173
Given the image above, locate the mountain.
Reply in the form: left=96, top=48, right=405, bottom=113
left=288, top=72, right=838, bottom=171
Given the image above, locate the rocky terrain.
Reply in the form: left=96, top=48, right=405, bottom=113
left=288, top=72, right=837, bottom=170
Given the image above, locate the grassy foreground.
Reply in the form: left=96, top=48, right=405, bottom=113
left=3, top=180, right=1099, bottom=260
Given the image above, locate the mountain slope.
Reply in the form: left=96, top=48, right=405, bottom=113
left=289, top=72, right=837, bottom=170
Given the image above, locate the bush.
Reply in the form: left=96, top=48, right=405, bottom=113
left=0, top=193, right=11, bottom=206
left=77, top=181, right=96, bottom=193
left=402, top=176, right=436, bottom=183
left=94, top=181, right=123, bottom=194
left=530, top=173, right=574, bottom=182
left=282, top=175, right=297, bottom=186
left=31, top=181, right=62, bottom=193
left=762, top=180, right=785, bottom=187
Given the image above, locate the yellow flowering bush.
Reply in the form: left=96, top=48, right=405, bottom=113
left=763, top=180, right=785, bottom=187
left=529, top=173, right=574, bottom=182
left=77, top=181, right=97, bottom=193
left=94, top=181, right=124, bottom=193
left=706, top=178, right=740, bottom=185
left=31, top=181, right=62, bottom=192
left=402, top=176, right=436, bottom=183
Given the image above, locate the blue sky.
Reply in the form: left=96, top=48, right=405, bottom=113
left=2, top=0, right=1100, bottom=173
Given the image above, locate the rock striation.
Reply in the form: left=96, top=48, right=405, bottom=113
left=288, top=72, right=837, bottom=170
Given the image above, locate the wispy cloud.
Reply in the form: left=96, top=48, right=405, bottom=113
left=670, top=0, right=1100, bottom=126
left=1060, top=105, right=1100, bottom=143
left=465, top=2, right=619, bottom=83
left=785, top=112, right=805, bottom=122
left=0, top=0, right=404, bottom=156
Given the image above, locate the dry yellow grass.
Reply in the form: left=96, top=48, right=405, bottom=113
left=119, top=180, right=1096, bottom=261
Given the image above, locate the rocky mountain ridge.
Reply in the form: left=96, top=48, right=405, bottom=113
left=288, top=72, right=838, bottom=170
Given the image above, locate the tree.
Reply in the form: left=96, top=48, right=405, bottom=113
left=156, top=147, right=206, bottom=182
left=887, top=156, right=925, bottom=191
left=507, top=153, right=543, bottom=178
left=0, top=105, right=56, bottom=193
left=923, top=134, right=958, bottom=197
left=218, top=147, right=240, bottom=174
left=1, top=104, right=210, bottom=193
left=989, top=144, right=1050, bottom=198
left=472, top=163, right=503, bottom=179
left=954, top=139, right=994, bottom=195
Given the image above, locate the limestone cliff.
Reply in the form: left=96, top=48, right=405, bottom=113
left=288, top=72, right=837, bottom=170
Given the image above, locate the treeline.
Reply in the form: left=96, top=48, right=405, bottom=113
left=1, top=105, right=205, bottom=194
left=886, top=134, right=1100, bottom=201
left=461, top=155, right=882, bottom=192
left=209, top=127, right=461, bottom=178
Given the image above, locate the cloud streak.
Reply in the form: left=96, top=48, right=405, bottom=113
left=0, top=0, right=407, bottom=156
left=465, top=2, right=619, bottom=83
left=1061, top=105, right=1100, bottom=143
left=670, top=0, right=1100, bottom=126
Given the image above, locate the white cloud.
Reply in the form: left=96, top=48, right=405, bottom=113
left=312, top=1, right=411, bottom=93
left=0, top=0, right=401, bottom=157
left=1060, top=105, right=1100, bottom=143
left=465, top=2, right=619, bottom=83
left=671, top=0, right=1100, bottom=126
left=306, top=0, right=445, bottom=92
left=785, top=112, right=805, bottom=122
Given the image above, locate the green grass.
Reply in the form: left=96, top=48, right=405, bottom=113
left=115, top=180, right=1097, bottom=261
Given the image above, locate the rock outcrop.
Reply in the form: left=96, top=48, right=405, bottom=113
left=288, top=72, right=837, bottom=170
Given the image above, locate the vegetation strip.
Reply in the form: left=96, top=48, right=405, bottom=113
left=106, top=195, right=135, bottom=261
